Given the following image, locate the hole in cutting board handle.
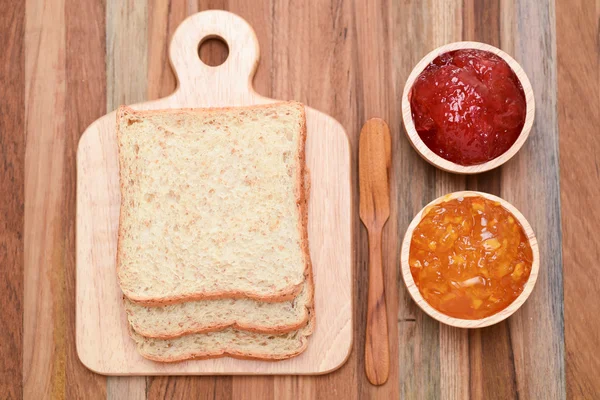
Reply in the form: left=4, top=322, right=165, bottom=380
left=197, top=35, right=229, bottom=67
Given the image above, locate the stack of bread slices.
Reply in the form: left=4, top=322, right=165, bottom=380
left=115, top=102, right=314, bottom=362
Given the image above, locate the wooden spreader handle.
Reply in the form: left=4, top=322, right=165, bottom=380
left=365, top=228, right=390, bottom=385
left=358, top=118, right=391, bottom=385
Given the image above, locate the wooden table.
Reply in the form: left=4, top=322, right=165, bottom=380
left=1, top=0, right=597, bottom=398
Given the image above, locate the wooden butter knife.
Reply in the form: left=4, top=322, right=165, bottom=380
left=359, top=118, right=391, bottom=386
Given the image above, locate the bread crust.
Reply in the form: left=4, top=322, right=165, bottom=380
left=115, top=102, right=312, bottom=305
left=124, top=279, right=312, bottom=337
left=132, top=331, right=311, bottom=363
left=122, top=285, right=303, bottom=306
left=128, top=278, right=315, bottom=361
left=129, top=305, right=315, bottom=362
left=129, top=317, right=307, bottom=338
left=128, top=262, right=315, bottom=361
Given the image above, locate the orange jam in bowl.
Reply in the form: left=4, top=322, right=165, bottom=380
left=408, top=194, right=533, bottom=320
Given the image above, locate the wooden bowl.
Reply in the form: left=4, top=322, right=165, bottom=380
left=401, top=41, right=535, bottom=174
left=400, top=191, right=540, bottom=328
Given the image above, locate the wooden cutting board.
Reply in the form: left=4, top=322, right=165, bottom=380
left=76, top=10, right=352, bottom=375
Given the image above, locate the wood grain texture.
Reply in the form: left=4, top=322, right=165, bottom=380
left=65, top=0, right=108, bottom=398
left=0, top=0, right=24, bottom=398
left=106, top=0, right=148, bottom=112
left=393, top=2, right=440, bottom=398
left=503, top=1, right=564, bottom=398
left=148, top=375, right=233, bottom=399
left=359, top=118, right=392, bottom=385
left=23, top=0, right=68, bottom=397
left=107, top=377, right=146, bottom=400
left=556, top=0, right=600, bottom=398
left=353, top=2, right=400, bottom=397
left=23, top=0, right=109, bottom=398
left=10, top=0, right=573, bottom=398
left=76, top=10, right=353, bottom=375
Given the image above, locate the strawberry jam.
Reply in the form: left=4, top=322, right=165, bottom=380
left=410, top=49, right=526, bottom=166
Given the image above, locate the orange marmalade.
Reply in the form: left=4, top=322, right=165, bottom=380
left=409, top=196, right=533, bottom=319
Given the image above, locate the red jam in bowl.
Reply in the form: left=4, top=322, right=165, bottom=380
left=409, top=49, right=526, bottom=166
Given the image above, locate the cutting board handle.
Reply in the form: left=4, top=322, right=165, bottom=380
left=169, top=10, right=260, bottom=103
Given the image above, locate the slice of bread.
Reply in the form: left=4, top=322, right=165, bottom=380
left=116, top=102, right=310, bottom=304
left=124, top=278, right=312, bottom=338
left=129, top=310, right=315, bottom=362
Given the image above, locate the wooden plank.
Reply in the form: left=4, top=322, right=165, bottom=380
left=556, top=0, right=600, bottom=398
left=0, top=0, right=24, bottom=398
left=273, top=376, right=316, bottom=400
left=502, top=0, right=565, bottom=398
left=468, top=325, right=518, bottom=399
left=423, top=2, right=470, bottom=400
left=147, top=376, right=233, bottom=399
left=23, top=0, right=67, bottom=397
left=107, top=377, right=146, bottom=400
left=461, top=2, right=521, bottom=399
left=354, top=0, right=399, bottom=396
left=232, top=377, right=274, bottom=400
left=23, top=0, right=108, bottom=397
left=106, top=0, right=149, bottom=113
left=392, top=1, right=439, bottom=398
left=65, top=0, right=108, bottom=397
left=105, top=0, right=148, bottom=396
left=147, top=0, right=188, bottom=100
